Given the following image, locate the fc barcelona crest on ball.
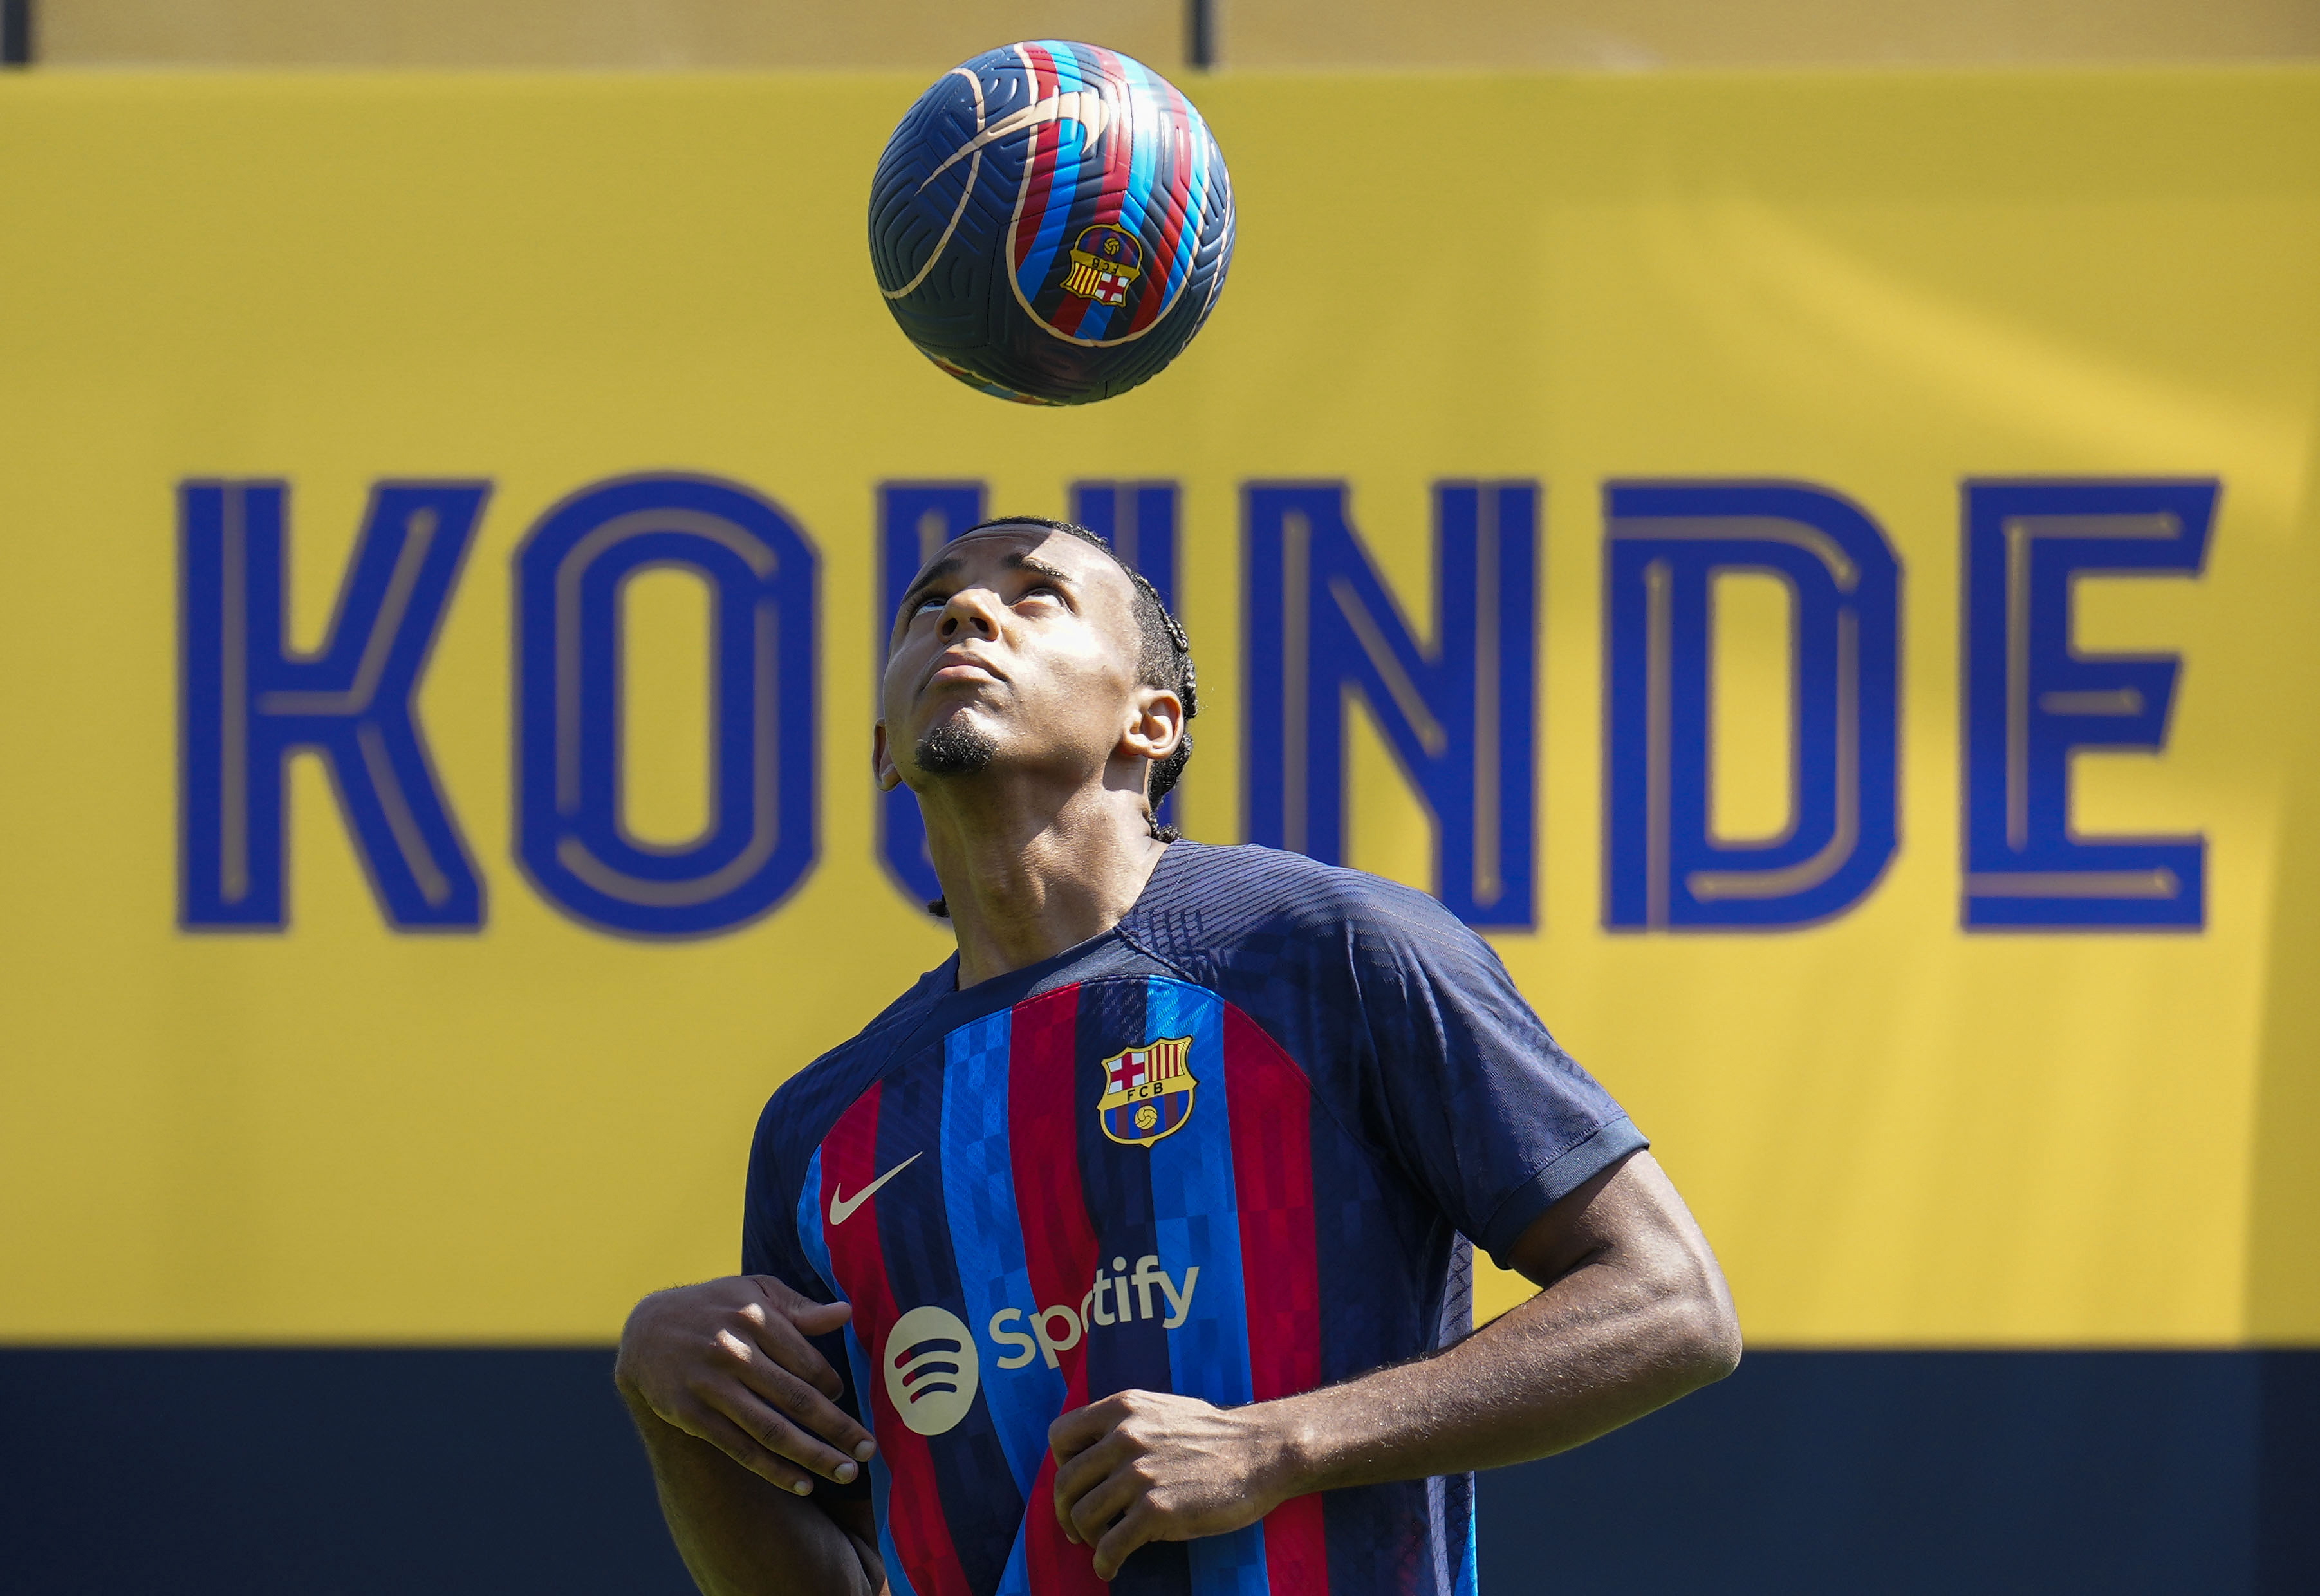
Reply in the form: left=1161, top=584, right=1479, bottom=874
left=868, top=41, right=1235, bottom=405
left=1098, top=1035, right=1197, bottom=1147
left=1063, top=225, right=1143, bottom=308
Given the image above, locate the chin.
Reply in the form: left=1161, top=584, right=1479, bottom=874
left=912, top=710, right=1006, bottom=778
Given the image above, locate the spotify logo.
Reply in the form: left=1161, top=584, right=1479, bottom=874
left=882, top=1305, right=979, bottom=1436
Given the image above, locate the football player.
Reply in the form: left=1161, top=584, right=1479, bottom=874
left=615, top=517, right=1740, bottom=1595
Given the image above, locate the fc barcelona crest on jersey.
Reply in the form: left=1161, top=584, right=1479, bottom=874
left=1097, top=1035, right=1197, bottom=1147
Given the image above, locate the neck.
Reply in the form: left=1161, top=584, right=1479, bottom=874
left=916, top=763, right=1168, bottom=988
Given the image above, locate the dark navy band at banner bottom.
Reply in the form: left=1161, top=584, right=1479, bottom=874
left=0, top=1348, right=2311, bottom=1595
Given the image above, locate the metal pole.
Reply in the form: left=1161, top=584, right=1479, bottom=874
left=1187, top=0, right=1215, bottom=70
left=2, top=0, right=32, bottom=68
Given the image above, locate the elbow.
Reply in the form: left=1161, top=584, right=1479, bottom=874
left=1685, top=1295, right=1743, bottom=1387
left=1669, top=1270, right=1743, bottom=1390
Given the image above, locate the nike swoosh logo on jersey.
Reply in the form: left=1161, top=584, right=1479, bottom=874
left=828, top=1152, right=922, bottom=1226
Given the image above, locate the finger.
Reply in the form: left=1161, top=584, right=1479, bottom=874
left=1053, top=1436, right=1136, bottom=1544
left=686, top=1406, right=822, bottom=1497
left=1048, top=1395, right=1125, bottom=1461
left=1092, top=1503, right=1158, bottom=1581
left=1066, top=1465, right=1144, bottom=1552
left=705, top=1377, right=877, bottom=1488
left=727, top=1306, right=873, bottom=1457
left=1050, top=1430, right=1128, bottom=1529
left=705, top=1317, right=877, bottom=1475
left=754, top=1276, right=855, bottom=1344
left=741, top=1283, right=852, bottom=1402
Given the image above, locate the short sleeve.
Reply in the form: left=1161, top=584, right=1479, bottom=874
left=742, top=1090, right=872, bottom=1498
left=741, top=1089, right=821, bottom=1286
left=1338, top=880, right=1647, bottom=1268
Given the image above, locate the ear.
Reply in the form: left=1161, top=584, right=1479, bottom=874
left=872, top=720, right=905, bottom=792
left=1119, top=687, right=1185, bottom=770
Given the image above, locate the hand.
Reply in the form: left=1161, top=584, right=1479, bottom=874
left=615, top=1275, right=878, bottom=1498
left=1048, top=1390, right=1305, bottom=1580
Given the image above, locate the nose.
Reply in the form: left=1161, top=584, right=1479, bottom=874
left=938, top=586, right=1001, bottom=640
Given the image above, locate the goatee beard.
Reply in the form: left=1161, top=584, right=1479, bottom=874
left=914, top=720, right=998, bottom=777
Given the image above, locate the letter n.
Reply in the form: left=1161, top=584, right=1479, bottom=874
left=1072, top=480, right=1182, bottom=827
left=1604, top=481, right=1900, bottom=929
left=516, top=475, right=819, bottom=937
left=1961, top=479, right=2213, bottom=929
left=180, top=480, right=487, bottom=929
left=1244, top=481, right=1538, bottom=929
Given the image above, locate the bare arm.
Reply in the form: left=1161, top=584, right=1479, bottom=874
left=615, top=1277, right=889, bottom=1596
left=1048, top=1149, right=1740, bottom=1577
left=626, top=1399, right=884, bottom=1596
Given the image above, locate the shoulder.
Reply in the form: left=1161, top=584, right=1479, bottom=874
left=752, top=965, right=945, bottom=1178
left=1156, top=840, right=1445, bottom=922
left=1146, top=841, right=1481, bottom=961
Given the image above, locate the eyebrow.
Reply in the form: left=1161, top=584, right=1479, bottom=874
left=894, top=547, right=1079, bottom=624
left=896, top=554, right=966, bottom=620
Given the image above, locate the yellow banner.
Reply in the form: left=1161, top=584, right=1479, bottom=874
left=2, top=69, right=2315, bottom=1347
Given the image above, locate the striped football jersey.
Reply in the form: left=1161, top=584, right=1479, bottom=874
left=745, top=843, right=1644, bottom=1596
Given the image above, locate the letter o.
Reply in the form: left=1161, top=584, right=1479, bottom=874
left=516, top=474, right=818, bottom=936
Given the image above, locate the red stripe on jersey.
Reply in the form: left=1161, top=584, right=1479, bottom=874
left=818, top=1085, right=976, bottom=1596
left=1006, top=983, right=1109, bottom=1596
left=1012, top=42, right=1064, bottom=272
left=1224, top=1003, right=1331, bottom=1593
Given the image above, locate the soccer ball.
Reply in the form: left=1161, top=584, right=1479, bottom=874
left=868, top=41, right=1236, bottom=406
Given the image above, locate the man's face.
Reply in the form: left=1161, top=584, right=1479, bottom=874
left=877, top=525, right=1162, bottom=792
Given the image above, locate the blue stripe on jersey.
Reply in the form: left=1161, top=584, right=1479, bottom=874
left=1074, top=980, right=1194, bottom=1596
left=939, top=1009, right=1059, bottom=1496
left=1454, top=1478, right=1478, bottom=1596
left=875, top=1054, right=1025, bottom=1593
left=1144, top=978, right=1270, bottom=1596
left=797, top=1148, right=922, bottom=1596
left=795, top=1146, right=837, bottom=1296
left=995, top=1533, right=1034, bottom=1596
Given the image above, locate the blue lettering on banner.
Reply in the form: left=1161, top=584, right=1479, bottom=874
left=1603, top=481, right=1902, bottom=930
left=875, top=482, right=1183, bottom=904
left=1243, top=482, right=1539, bottom=929
left=1070, top=481, right=1180, bottom=606
left=1961, top=479, right=2215, bottom=929
left=180, top=480, right=488, bottom=930
left=515, top=474, right=818, bottom=937
left=876, top=481, right=987, bottom=907
left=1071, top=481, right=1183, bottom=830
left=174, top=469, right=2222, bottom=938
